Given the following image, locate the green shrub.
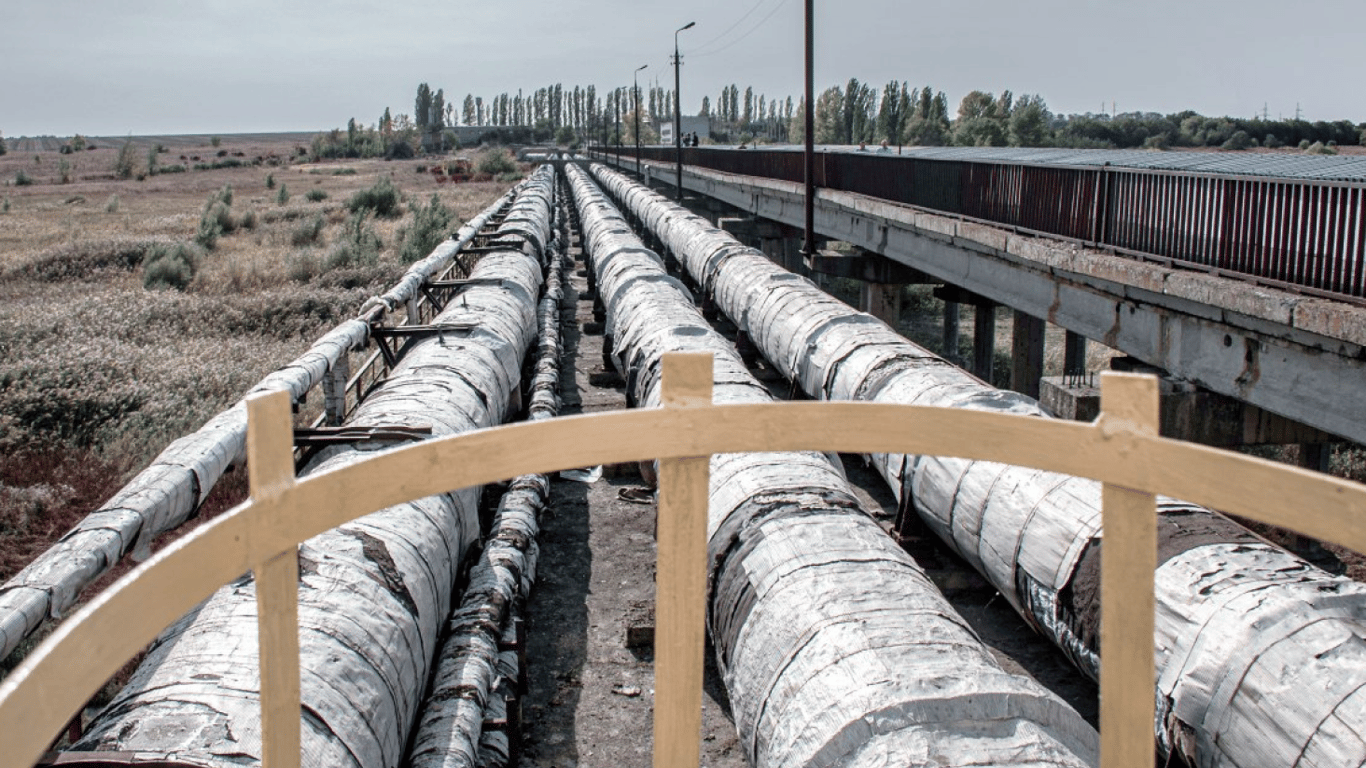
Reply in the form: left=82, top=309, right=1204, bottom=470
left=1298, top=139, right=1312, bottom=150
left=1221, top=131, right=1253, bottom=151
left=476, top=148, right=517, bottom=176
left=398, top=194, right=456, bottom=263
left=195, top=186, right=237, bottom=249
left=114, top=140, right=138, bottom=179
left=1305, top=141, right=1337, bottom=155
left=346, top=176, right=401, bottom=218
left=238, top=209, right=258, bottom=230
left=142, top=242, right=200, bottom=291
left=1264, top=134, right=1283, bottom=149
left=105, top=194, right=120, bottom=213
left=276, top=183, right=290, bottom=205
left=266, top=173, right=276, bottom=189
left=290, top=214, right=326, bottom=246
left=195, top=211, right=222, bottom=250
left=332, top=168, right=357, bottom=176
left=325, top=212, right=382, bottom=270
left=210, top=136, right=222, bottom=148
left=286, top=250, right=321, bottom=282
left=305, top=188, right=328, bottom=202
left=58, top=158, right=73, bottom=183
left=145, top=146, right=158, bottom=175
left=157, top=164, right=186, bottom=174
left=14, top=170, right=32, bottom=186
left=1, top=197, right=9, bottom=213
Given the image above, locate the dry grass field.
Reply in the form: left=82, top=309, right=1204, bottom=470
left=0, top=134, right=518, bottom=584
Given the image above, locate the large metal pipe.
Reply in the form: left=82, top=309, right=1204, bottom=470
left=408, top=185, right=568, bottom=768
left=63, top=167, right=556, bottom=768
left=0, top=188, right=520, bottom=663
left=590, top=161, right=1366, bottom=768
left=566, top=162, right=1096, bottom=768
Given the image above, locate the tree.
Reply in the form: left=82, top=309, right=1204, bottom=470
left=814, top=85, right=844, bottom=144
left=462, top=95, right=476, bottom=126
left=841, top=79, right=875, bottom=145
left=700, top=95, right=711, bottom=118
left=431, top=89, right=446, bottom=149
left=877, top=80, right=908, bottom=144
left=415, top=84, right=431, bottom=134
left=1008, top=94, right=1052, bottom=147
left=0, top=132, right=6, bottom=157
left=903, top=86, right=950, bottom=146
left=953, top=90, right=1007, bottom=146
left=789, top=96, right=807, bottom=144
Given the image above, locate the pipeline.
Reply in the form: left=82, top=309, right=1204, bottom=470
left=0, top=187, right=520, bottom=663
left=591, top=161, right=1366, bottom=768
left=566, top=162, right=1097, bottom=768
left=406, top=183, right=568, bottom=768
left=61, top=167, right=555, bottom=768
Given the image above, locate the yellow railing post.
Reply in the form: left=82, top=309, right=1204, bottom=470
left=1099, top=372, right=1159, bottom=768
left=247, top=391, right=302, bottom=768
left=653, top=353, right=713, bottom=768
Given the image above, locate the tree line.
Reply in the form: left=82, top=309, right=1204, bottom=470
left=311, top=80, right=1364, bottom=160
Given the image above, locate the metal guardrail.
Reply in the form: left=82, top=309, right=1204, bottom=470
left=4, top=354, right=1366, bottom=768
left=608, top=146, right=1366, bottom=302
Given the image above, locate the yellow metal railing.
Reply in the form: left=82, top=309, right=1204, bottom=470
left=3, top=352, right=1365, bottom=768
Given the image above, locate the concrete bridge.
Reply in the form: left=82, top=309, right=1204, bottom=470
left=593, top=146, right=1366, bottom=449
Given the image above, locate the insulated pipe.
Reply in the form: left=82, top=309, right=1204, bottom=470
left=64, top=167, right=555, bottom=768
left=566, top=163, right=1097, bottom=768
left=0, top=188, right=520, bottom=663
left=408, top=187, right=568, bottom=768
left=590, top=161, right=1366, bottom=768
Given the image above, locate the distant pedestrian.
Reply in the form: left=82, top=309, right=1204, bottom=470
left=877, top=139, right=891, bottom=153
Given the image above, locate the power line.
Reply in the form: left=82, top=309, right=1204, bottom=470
left=688, top=0, right=782, bottom=55
left=690, top=0, right=793, bottom=59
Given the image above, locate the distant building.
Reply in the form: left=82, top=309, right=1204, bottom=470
left=659, top=116, right=712, bottom=145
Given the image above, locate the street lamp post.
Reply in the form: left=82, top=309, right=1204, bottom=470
left=673, top=21, right=695, bottom=202
left=634, top=64, right=648, bottom=177
left=803, top=0, right=815, bottom=261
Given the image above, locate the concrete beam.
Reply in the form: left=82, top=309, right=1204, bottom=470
left=616, top=156, right=1366, bottom=445
left=805, top=249, right=937, bottom=283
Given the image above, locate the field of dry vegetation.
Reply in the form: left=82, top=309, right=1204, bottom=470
left=0, top=135, right=518, bottom=584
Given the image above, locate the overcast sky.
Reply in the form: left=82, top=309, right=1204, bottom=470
left=3, top=0, right=1362, bottom=138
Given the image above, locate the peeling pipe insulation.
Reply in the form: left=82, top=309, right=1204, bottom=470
left=566, top=163, right=1097, bottom=768
left=63, top=167, right=555, bottom=768
left=407, top=188, right=567, bottom=768
left=0, top=188, right=519, bottom=663
left=590, top=161, right=1366, bottom=768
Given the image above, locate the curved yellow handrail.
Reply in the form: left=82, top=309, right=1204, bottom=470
left=1, top=354, right=1363, bottom=768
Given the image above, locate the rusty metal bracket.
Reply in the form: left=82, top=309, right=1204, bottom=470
left=371, top=322, right=480, bottom=368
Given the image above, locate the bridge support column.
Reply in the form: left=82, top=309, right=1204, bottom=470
left=1011, top=310, right=1046, bottom=399
left=943, top=301, right=961, bottom=364
left=973, top=303, right=997, bottom=383
left=861, top=283, right=902, bottom=327
left=1064, top=331, right=1088, bottom=381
